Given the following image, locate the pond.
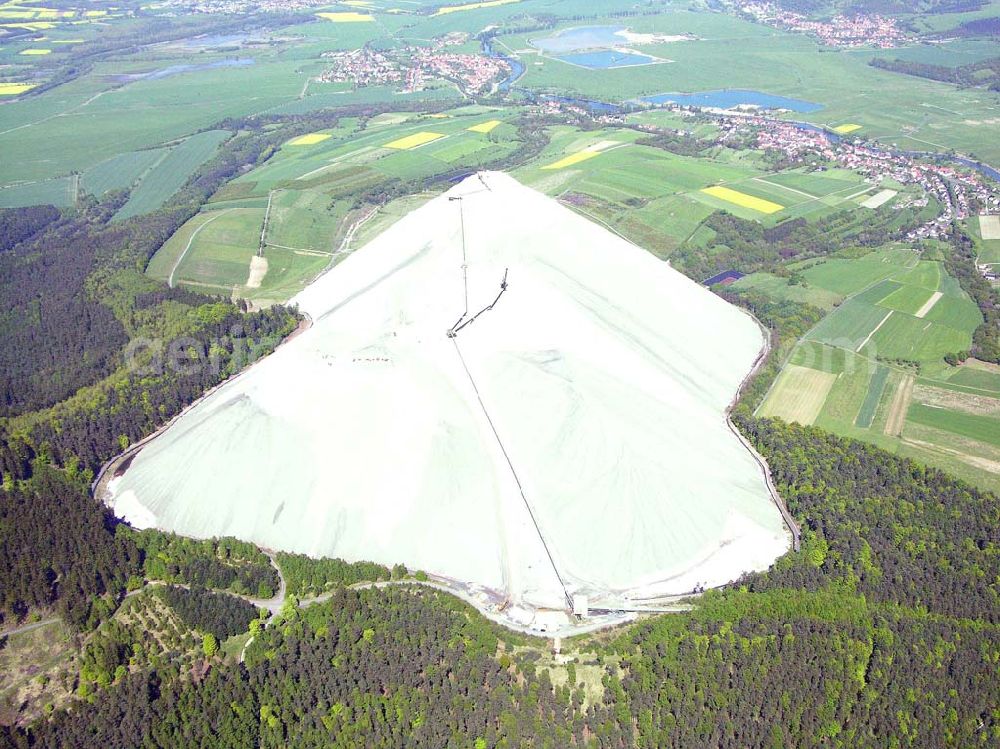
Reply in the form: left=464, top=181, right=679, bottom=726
left=642, top=89, right=822, bottom=113
left=558, top=50, right=660, bottom=69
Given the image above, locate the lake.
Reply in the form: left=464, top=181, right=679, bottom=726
left=642, top=89, right=822, bottom=113
left=559, top=50, right=660, bottom=69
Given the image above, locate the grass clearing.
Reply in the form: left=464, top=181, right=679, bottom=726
left=700, top=185, right=783, bottom=214
left=949, top=363, right=1000, bottom=394
left=980, top=214, right=1000, bottom=241
left=0, top=618, right=77, bottom=725
left=899, top=422, right=1000, bottom=495
left=147, top=210, right=225, bottom=282
left=265, top=189, right=345, bottom=253
left=730, top=272, right=843, bottom=310
left=758, top=365, right=838, bottom=425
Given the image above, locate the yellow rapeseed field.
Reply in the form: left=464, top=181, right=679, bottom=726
left=19, top=48, right=51, bottom=55
left=316, top=11, right=373, bottom=22
left=0, top=82, right=35, bottom=95
left=541, top=151, right=600, bottom=170
left=288, top=133, right=332, bottom=146
left=434, top=0, right=519, bottom=15
left=384, top=131, right=445, bottom=150
left=0, top=21, right=55, bottom=30
left=833, top=123, right=862, bottom=134
left=467, top=120, right=502, bottom=133
left=701, top=185, right=784, bottom=214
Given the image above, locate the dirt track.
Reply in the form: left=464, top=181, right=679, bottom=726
left=884, top=374, right=914, bottom=437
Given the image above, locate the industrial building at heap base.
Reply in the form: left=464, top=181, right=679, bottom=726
left=108, top=171, right=791, bottom=632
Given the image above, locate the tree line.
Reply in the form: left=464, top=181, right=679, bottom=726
left=672, top=206, right=925, bottom=282
left=872, top=56, right=1000, bottom=92
left=940, top=225, right=1000, bottom=363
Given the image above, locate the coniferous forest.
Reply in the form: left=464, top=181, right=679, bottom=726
left=1, top=416, right=998, bottom=747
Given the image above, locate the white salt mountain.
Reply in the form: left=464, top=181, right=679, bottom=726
left=110, top=171, right=789, bottom=626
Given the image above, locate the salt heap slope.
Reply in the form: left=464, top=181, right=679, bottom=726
left=110, top=171, right=789, bottom=615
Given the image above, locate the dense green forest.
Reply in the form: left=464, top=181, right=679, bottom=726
left=0, top=466, right=138, bottom=629
left=157, top=586, right=260, bottom=641
left=124, top=529, right=279, bottom=599
left=2, top=415, right=997, bottom=746
left=275, top=553, right=394, bottom=598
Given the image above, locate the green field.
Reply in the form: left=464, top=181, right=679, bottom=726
left=799, top=248, right=918, bottom=295
left=115, top=130, right=231, bottom=220
left=762, top=243, right=993, bottom=492
left=949, top=364, right=1000, bottom=394
left=864, top=312, right=972, bottom=361
left=792, top=247, right=981, bottom=364
left=730, top=272, right=844, bottom=310
left=81, top=148, right=168, bottom=197
left=757, top=364, right=838, bottom=425
left=0, top=176, right=75, bottom=208
left=264, top=189, right=344, bottom=253
left=877, top=284, right=935, bottom=315
left=144, top=109, right=530, bottom=302
left=806, top=301, right=894, bottom=351
left=510, top=126, right=882, bottom=253
left=855, top=365, right=890, bottom=428
left=160, top=207, right=264, bottom=292
left=908, top=402, right=1000, bottom=449
left=965, top=216, right=1000, bottom=266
